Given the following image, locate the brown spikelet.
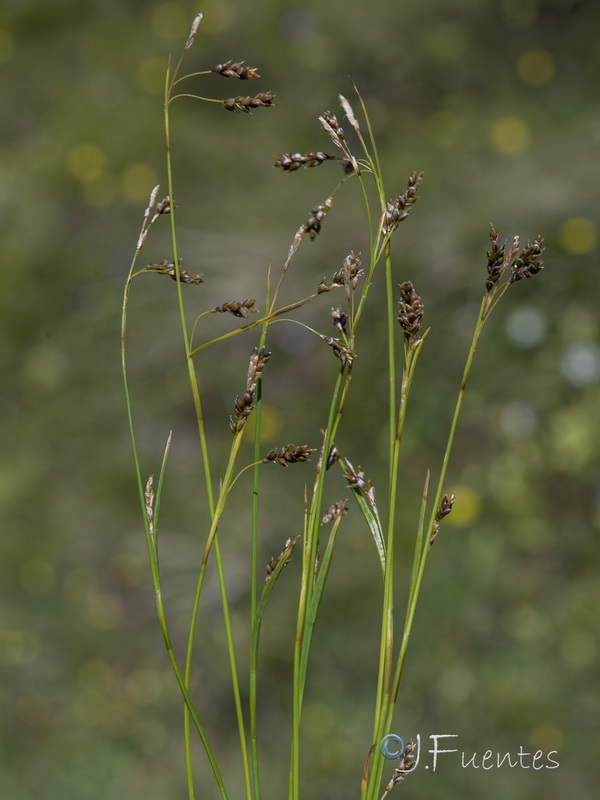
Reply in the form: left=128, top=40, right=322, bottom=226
left=318, top=251, right=363, bottom=293
left=485, top=225, right=505, bottom=291
left=331, top=306, right=347, bottom=334
left=211, top=299, right=258, bottom=318
left=384, top=740, right=417, bottom=792
left=510, top=236, right=544, bottom=283
left=319, top=111, right=360, bottom=174
left=265, top=535, right=300, bottom=583
left=262, top=444, right=316, bottom=466
left=343, top=462, right=376, bottom=507
left=429, top=492, right=456, bottom=547
left=326, top=443, right=339, bottom=470
left=211, top=60, right=259, bottom=80
left=323, top=336, right=355, bottom=366
left=397, top=282, right=424, bottom=341
left=229, top=347, right=271, bottom=434
left=222, top=92, right=275, bottom=113
left=274, top=151, right=336, bottom=171
left=302, top=196, right=333, bottom=240
left=146, top=260, right=204, bottom=284
left=382, top=172, right=424, bottom=236
left=246, top=347, right=271, bottom=389
left=321, top=499, right=348, bottom=526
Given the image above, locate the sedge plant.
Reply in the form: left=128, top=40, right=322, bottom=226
left=121, top=12, right=545, bottom=800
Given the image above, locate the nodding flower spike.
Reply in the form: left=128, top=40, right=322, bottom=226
left=262, top=444, right=316, bottom=466
left=211, top=60, right=260, bottom=80
left=146, top=260, right=204, bottom=284
left=274, top=152, right=335, bottom=171
left=211, top=299, right=258, bottom=318
left=222, top=92, right=275, bottom=113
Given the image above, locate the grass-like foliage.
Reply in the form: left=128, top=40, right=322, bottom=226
left=121, top=13, right=544, bottom=800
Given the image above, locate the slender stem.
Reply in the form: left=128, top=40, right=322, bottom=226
left=165, top=65, right=252, bottom=800
left=169, top=93, right=223, bottom=104
left=190, top=294, right=318, bottom=356
left=121, top=259, right=227, bottom=798
left=289, top=366, right=346, bottom=800
left=368, top=296, right=490, bottom=798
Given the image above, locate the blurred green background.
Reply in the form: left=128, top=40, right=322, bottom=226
left=2, top=0, right=599, bottom=797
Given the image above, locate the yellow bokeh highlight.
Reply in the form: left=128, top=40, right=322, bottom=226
left=137, top=57, right=167, bottom=95
left=152, top=2, right=189, bottom=41
left=517, top=48, right=555, bottom=87
left=424, top=110, right=463, bottom=147
left=67, top=143, right=106, bottom=182
left=445, top=486, right=481, bottom=527
left=247, top=404, right=283, bottom=442
left=20, top=558, right=55, bottom=595
left=529, top=722, right=563, bottom=753
left=121, top=163, right=160, bottom=202
left=0, top=27, right=13, bottom=64
left=1, top=629, right=40, bottom=664
left=201, top=0, right=234, bottom=33
left=489, top=117, right=531, bottom=155
left=558, top=217, right=598, bottom=255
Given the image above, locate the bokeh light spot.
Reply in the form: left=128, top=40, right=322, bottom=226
left=247, top=404, right=282, bottom=442
left=2, top=629, right=40, bottom=664
left=137, top=57, right=167, bottom=95
left=122, top=163, right=160, bottom=202
left=424, top=110, right=463, bottom=147
left=489, top=117, right=531, bottom=155
left=558, top=217, right=597, bottom=255
left=0, top=27, right=13, bottom=63
left=67, top=143, right=106, bottom=182
left=560, top=342, right=600, bottom=387
left=20, top=558, right=55, bottom=595
left=530, top=722, right=563, bottom=753
left=500, top=401, right=538, bottom=439
left=152, top=3, right=189, bottom=41
left=505, top=305, right=548, bottom=348
left=517, top=48, right=555, bottom=87
left=445, top=486, right=481, bottom=527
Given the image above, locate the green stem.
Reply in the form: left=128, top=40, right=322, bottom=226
left=121, top=260, right=227, bottom=798
left=368, top=296, right=490, bottom=798
left=165, top=66, right=252, bottom=800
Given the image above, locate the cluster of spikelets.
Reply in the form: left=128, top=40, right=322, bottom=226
left=130, top=14, right=548, bottom=798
